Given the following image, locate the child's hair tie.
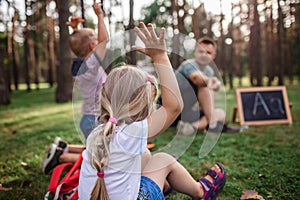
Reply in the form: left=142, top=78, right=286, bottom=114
left=108, top=117, right=118, bottom=124
left=97, top=171, right=104, bottom=178
left=101, top=81, right=105, bottom=86
left=146, top=76, right=152, bottom=83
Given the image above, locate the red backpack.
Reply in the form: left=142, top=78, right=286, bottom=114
left=44, top=153, right=83, bottom=200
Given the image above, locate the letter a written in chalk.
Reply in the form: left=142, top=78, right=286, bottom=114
left=252, top=93, right=271, bottom=116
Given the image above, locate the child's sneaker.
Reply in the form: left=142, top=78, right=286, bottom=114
left=54, top=137, right=68, bottom=151
left=206, top=121, right=240, bottom=134
left=176, top=120, right=196, bottom=136
left=206, top=121, right=223, bottom=133
left=42, top=143, right=63, bottom=174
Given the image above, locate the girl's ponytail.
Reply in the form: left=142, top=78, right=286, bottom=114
left=90, top=170, right=109, bottom=200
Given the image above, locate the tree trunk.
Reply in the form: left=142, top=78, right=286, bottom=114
left=0, top=36, right=10, bottom=105
left=170, top=0, right=181, bottom=69
left=277, top=0, right=284, bottom=85
left=265, top=2, right=272, bottom=86
left=268, top=3, right=275, bottom=86
left=217, top=0, right=226, bottom=85
left=33, top=2, right=40, bottom=90
left=285, top=29, right=293, bottom=83
left=80, top=0, right=86, bottom=27
left=12, top=10, right=19, bottom=90
left=24, top=0, right=31, bottom=91
left=56, top=0, right=73, bottom=103
left=46, top=16, right=56, bottom=87
left=128, top=0, right=136, bottom=65
left=249, top=0, right=262, bottom=86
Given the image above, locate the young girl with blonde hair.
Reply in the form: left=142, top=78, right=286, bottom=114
left=78, top=22, right=226, bottom=200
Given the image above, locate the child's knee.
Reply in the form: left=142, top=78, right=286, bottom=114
left=152, top=152, right=176, bottom=164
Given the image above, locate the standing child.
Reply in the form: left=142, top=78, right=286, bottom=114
left=78, top=22, right=226, bottom=200
left=69, top=1, right=109, bottom=139
left=42, top=0, right=108, bottom=174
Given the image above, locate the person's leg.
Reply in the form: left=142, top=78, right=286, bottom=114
left=42, top=143, right=84, bottom=174
left=142, top=153, right=225, bottom=199
left=141, top=148, right=152, bottom=171
left=68, top=144, right=85, bottom=154
left=197, top=87, right=216, bottom=125
left=142, top=153, right=201, bottom=198
left=59, top=152, right=80, bottom=163
left=80, top=115, right=97, bottom=139
left=192, top=116, right=208, bottom=130
left=214, top=108, right=226, bottom=122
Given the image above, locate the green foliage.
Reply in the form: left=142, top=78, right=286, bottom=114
left=0, top=84, right=300, bottom=199
left=141, top=0, right=172, bottom=27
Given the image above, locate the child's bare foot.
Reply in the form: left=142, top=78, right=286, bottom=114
left=199, top=163, right=226, bottom=200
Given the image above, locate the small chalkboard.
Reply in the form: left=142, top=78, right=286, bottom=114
left=235, top=86, right=292, bottom=125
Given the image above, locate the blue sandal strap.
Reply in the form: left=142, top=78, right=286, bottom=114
left=207, top=169, right=218, bottom=180
left=199, top=177, right=213, bottom=192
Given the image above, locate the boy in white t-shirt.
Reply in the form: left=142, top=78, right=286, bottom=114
left=42, top=1, right=108, bottom=174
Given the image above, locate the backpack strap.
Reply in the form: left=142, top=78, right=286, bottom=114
left=63, top=153, right=83, bottom=180
left=47, top=163, right=74, bottom=193
left=45, top=150, right=84, bottom=200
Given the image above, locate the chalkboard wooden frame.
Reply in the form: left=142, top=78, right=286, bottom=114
left=236, top=86, right=292, bottom=125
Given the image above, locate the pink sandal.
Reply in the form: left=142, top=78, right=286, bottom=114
left=199, top=163, right=226, bottom=200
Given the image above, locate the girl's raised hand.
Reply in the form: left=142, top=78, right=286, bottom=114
left=133, top=22, right=166, bottom=59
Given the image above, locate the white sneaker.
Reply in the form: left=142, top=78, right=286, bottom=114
left=42, top=143, right=63, bottom=174
left=54, top=137, right=68, bottom=151
left=176, top=120, right=196, bottom=136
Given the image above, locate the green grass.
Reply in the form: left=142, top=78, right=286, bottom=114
left=0, top=84, right=299, bottom=199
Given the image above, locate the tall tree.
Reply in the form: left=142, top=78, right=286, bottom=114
left=11, top=6, right=20, bottom=90
left=0, top=34, right=10, bottom=105
left=265, top=0, right=273, bottom=86
left=33, top=1, right=41, bottom=90
left=46, top=15, right=56, bottom=87
left=249, top=0, right=262, bottom=86
left=128, top=0, right=136, bottom=65
left=277, top=0, right=284, bottom=85
left=218, top=0, right=226, bottom=85
left=55, top=0, right=73, bottom=103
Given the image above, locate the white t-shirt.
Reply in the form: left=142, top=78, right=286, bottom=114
left=78, top=119, right=148, bottom=200
left=75, top=52, right=107, bottom=116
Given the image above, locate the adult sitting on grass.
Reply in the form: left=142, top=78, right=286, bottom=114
left=158, top=36, right=240, bottom=135
left=78, top=22, right=226, bottom=200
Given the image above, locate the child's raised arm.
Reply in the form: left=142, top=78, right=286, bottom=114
left=66, top=17, right=85, bottom=31
left=133, top=22, right=183, bottom=139
left=93, top=0, right=109, bottom=60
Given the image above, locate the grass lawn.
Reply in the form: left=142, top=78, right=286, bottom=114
left=0, top=84, right=299, bottom=199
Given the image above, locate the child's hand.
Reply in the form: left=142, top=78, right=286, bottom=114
left=93, top=0, right=104, bottom=18
left=133, top=22, right=166, bottom=59
left=66, top=17, right=84, bottom=31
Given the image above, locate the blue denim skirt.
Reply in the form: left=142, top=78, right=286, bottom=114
left=137, top=176, right=165, bottom=200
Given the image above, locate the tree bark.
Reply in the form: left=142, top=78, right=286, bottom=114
left=56, top=0, right=73, bottom=103
left=277, top=0, right=284, bottom=85
left=12, top=9, right=19, bottom=90
left=33, top=2, right=41, bottom=90
left=46, top=16, right=56, bottom=87
left=24, top=0, right=31, bottom=91
left=0, top=36, right=10, bottom=105
left=128, top=0, right=136, bottom=65
left=249, top=0, right=262, bottom=86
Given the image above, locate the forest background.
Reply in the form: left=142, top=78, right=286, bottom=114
left=0, top=0, right=300, bottom=199
left=0, top=0, right=299, bottom=104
